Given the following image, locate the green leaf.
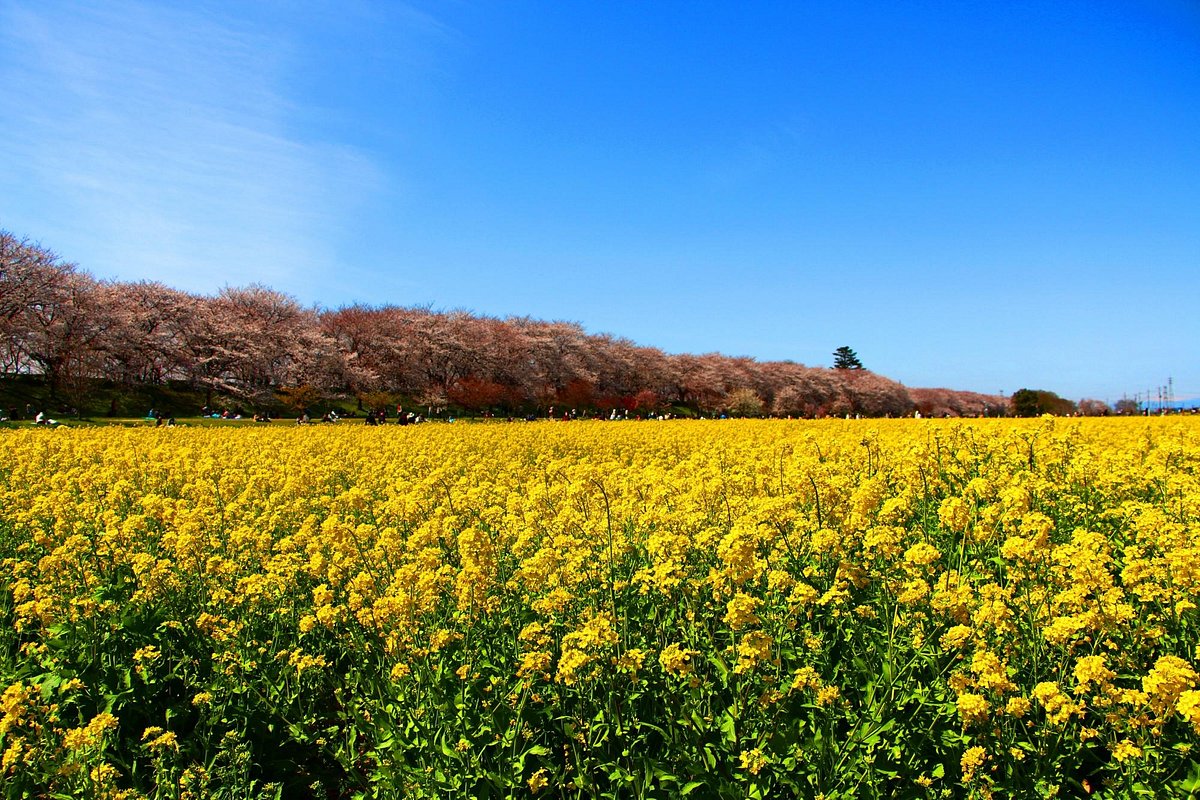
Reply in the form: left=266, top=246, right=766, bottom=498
left=719, top=711, right=737, bottom=744
left=651, top=768, right=677, bottom=785
left=39, top=675, right=62, bottom=698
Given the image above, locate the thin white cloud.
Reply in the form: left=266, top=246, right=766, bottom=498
left=0, top=0, right=379, bottom=298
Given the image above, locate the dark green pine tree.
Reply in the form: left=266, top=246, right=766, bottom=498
left=832, top=346, right=864, bottom=370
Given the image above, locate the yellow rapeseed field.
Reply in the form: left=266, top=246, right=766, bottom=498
left=1, top=417, right=1198, bottom=799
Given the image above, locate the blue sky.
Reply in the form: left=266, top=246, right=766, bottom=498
left=1, top=0, right=1197, bottom=404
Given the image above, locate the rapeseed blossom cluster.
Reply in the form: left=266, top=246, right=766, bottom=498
left=1, top=416, right=1198, bottom=798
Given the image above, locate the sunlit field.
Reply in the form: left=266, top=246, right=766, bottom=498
left=2, top=418, right=1199, bottom=799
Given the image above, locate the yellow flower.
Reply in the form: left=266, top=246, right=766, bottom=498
left=734, top=631, right=774, bottom=674
left=971, top=649, right=1016, bottom=694
left=1143, top=655, right=1197, bottom=716
left=288, top=649, right=329, bottom=674
left=816, top=685, right=840, bottom=707
left=142, top=727, right=179, bottom=751
left=789, top=583, right=820, bottom=608
left=133, top=645, right=161, bottom=662
left=1111, top=739, right=1143, bottom=763
left=518, top=622, right=549, bottom=645
left=940, top=625, right=973, bottom=650
left=791, top=666, right=821, bottom=692
left=903, top=541, right=940, bottom=567
left=723, top=593, right=761, bottom=630
left=1005, top=696, right=1032, bottom=718
left=527, top=767, right=549, bottom=793
left=1001, top=535, right=1036, bottom=562
left=517, top=651, right=552, bottom=681
left=5, top=415, right=1200, bottom=792
left=59, top=678, right=85, bottom=694
left=739, top=747, right=769, bottom=775
left=896, top=578, right=930, bottom=605
left=62, top=712, right=119, bottom=750
left=960, top=746, right=987, bottom=782
left=0, top=682, right=36, bottom=724
left=614, top=649, right=646, bottom=674
left=89, top=763, right=119, bottom=786
left=972, top=583, right=1015, bottom=637
left=956, top=693, right=990, bottom=727
left=1042, top=615, right=1087, bottom=647
left=2, top=741, right=24, bottom=771
left=1073, top=655, right=1115, bottom=695
left=1177, top=690, right=1200, bottom=734
left=659, top=643, right=700, bottom=676
left=938, top=497, right=970, bottom=534
left=1032, top=682, right=1080, bottom=725
left=556, top=612, right=619, bottom=685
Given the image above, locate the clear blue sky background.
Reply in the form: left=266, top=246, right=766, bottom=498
left=1, top=1, right=1197, bottom=404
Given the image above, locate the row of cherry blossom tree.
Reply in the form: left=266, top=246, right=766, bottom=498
left=1, top=230, right=1006, bottom=417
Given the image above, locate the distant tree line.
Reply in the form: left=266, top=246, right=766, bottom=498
left=1007, top=388, right=1117, bottom=418
left=3, top=229, right=1022, bottom=418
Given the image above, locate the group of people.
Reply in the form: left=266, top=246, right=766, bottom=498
left=541, top=406, right=677, bottom=422
left=363, top=406, right=422, bottom=426
left=295, top=410, right=341, bottom=424
left=200, top=406, right=245, bottom=420
left=3, top=404, right=65, bottom=425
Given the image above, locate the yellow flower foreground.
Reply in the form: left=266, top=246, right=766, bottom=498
left=1, top=417, right=1198, bottom=798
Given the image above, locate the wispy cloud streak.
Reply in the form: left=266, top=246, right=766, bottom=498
left=0, top=0, right=376, bottom=298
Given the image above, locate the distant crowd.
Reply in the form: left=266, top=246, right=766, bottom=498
left=4, top=401, right=1197, bottom=429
